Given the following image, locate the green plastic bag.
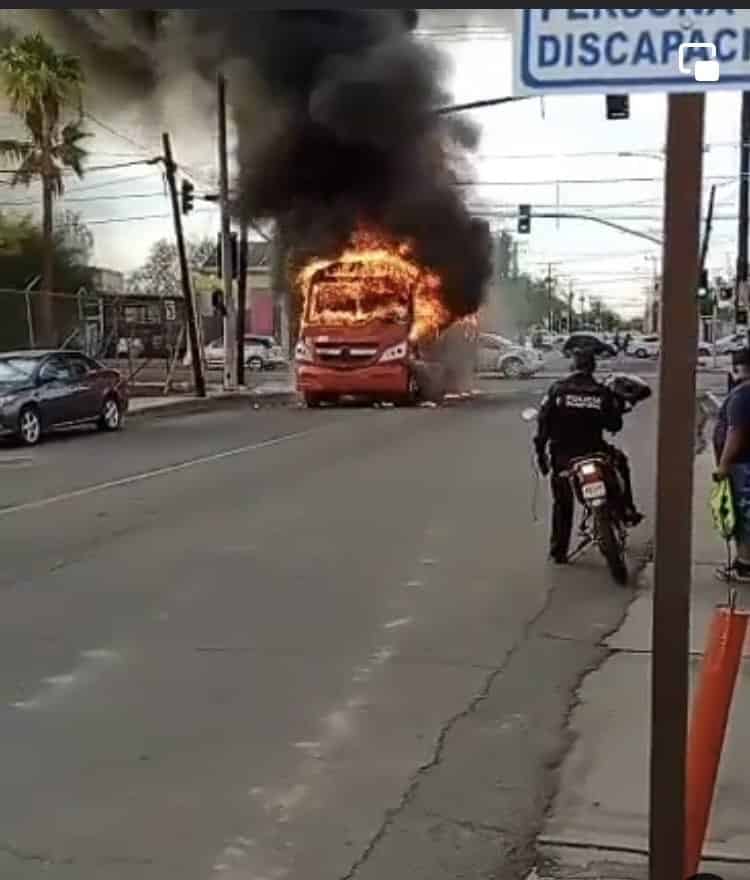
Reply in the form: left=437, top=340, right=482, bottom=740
left=711, top=476, right=736, bottom=541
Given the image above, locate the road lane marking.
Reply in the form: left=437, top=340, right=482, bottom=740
left=11, top=648, right=121, bottom=710
left=384, top=617, right=412, bottom=630
left=0, top=428, right=321, bottom=519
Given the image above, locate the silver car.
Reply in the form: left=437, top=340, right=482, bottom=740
left=476, top=333, right=545, bottom=378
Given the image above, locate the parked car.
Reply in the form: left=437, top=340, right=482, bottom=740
left=629, top=334, right=660, bottom=358
left=476, top=333, right=545, bottom=378
left=0, top=350, right=128, bottom=446
left=562, top=332, right=617, bottom=359
left=714, top=330, right=748, bottom=356
left=184, top=335, right=288, bottom=371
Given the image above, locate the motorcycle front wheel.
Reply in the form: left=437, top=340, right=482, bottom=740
left=594, top=507, right=628, bottom=585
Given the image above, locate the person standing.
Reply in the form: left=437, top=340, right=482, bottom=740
left=714, top=347, right=750, bottom=580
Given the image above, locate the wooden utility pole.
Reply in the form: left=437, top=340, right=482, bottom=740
left=218, top=73, right=237, bottom=390
left=237, top=221, right=249, bottom=386
left=649, top=93, right=705, bottom=880
left=699, top=184, right=717, bottom=274
left=162, top=132, right=206, bottom=398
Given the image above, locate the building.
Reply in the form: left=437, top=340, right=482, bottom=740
left=91, top=267, right=125, bottom=295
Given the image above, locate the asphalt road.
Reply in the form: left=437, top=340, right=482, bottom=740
left=0, top=377, right=659, bottom=880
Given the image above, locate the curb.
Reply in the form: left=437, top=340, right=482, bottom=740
left=126, top=392, right=299, bottom=421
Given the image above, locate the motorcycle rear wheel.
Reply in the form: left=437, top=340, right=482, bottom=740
left=595, top=507, right=628, bottom=585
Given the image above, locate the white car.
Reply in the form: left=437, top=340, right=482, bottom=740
left=477, top=333, right=545, bottom=378
left=714, top=330, right=748, bottom=356
left=630, top=335, right=660, bottom=358
left=184, top=336, right=288, bottom=371
left=116, top=336, right=144, bottom=358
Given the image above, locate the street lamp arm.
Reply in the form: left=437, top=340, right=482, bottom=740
left=534, top=211, right=663, bottom=245
left=436, top=95, right=532, bottom=115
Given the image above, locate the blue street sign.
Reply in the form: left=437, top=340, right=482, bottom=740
left=515, top=9, right=750, bottom=94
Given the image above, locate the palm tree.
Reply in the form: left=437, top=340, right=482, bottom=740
left=0, top=33, right=89, bottom=345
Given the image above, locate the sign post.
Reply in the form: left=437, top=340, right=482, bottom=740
left=650, top=93, right=704, bottom=880
left=514, top=10, right=750, bottom=880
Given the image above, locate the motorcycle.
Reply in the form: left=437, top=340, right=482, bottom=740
left=521, top=373, right=651, bottom=585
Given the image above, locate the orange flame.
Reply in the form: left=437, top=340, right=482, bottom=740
left=296, top=227, right=453, bottom=343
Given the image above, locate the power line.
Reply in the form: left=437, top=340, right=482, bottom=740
left=458, top=174, right=738, bottom=187
left=0, top=191, right=166, bottom=208
left=65, top=172, right=164, bottom=195
left=0, top=158, right=161, bottom=175
left=473, top=142, right=740, bottom=162
left=79, top=109, right=156, bottom=156
left=61, top=207, right=215, bottom=227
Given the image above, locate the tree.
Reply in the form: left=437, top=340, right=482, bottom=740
left=127, top=239, right=181, bottom=299
left=127, top=237, right=217, bottom=299
left=0, top=210, right=93, bottom=351
left=0, top=33, right=89, bottom=344
left=56, top=209, right=94, bottom=264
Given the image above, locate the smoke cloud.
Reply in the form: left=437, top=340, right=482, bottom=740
left=1, top=10, right=491, bottom=316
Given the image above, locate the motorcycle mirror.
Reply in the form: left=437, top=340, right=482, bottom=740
left=521, top=407, right=538, bottom=423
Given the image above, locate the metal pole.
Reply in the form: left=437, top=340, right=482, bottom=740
left=738, top=92, right=750, bottom=337
left=649, top=93, right=705, bottom=880
left=700, top=185, right=718, bottom=357
left=218, top=73, right=237, bottom=390
left=237, top=221, right=248, bottom=386
left=24, top=275, right=39, bottom=349
left=567, top=281, right=574, bottom=333
left=547, top=263, right=553, bottom=333
left=162, top=132, right=206, bottom=397
left=713, top=297, right=719, bottom=370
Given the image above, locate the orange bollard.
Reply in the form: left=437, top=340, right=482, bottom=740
left=684, top=602, right=749, bottom=878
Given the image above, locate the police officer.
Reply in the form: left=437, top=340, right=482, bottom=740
left=534, top=347, right=642, bottom=564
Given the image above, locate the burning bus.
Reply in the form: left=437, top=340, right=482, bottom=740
left=294, top=229, right=475, bottom=407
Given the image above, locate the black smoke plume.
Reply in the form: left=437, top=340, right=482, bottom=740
left=2, top=10, right=491, bottom=317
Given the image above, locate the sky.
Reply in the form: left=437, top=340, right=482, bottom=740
left=1, top=9, right=745, bottom=320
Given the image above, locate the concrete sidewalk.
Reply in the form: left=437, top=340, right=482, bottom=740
left=534, top=450, right=750, bottom=880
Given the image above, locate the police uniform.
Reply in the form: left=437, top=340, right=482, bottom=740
left=534, top=369, right=635, bottom=562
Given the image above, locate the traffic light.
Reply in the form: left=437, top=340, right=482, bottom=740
left=697, top=270, right=713, bottom=317
left=216, top=232, right=239, bottom=279
left=181, top=179, right=195, bottom=215
left=606, top=94, right=630, bottom=120
left=517, top=204, right=531, bottom=235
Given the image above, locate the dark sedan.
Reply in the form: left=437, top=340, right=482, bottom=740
left=0, top=350, right=128, bottom=446
left=562, top=333, right=617, bottom=359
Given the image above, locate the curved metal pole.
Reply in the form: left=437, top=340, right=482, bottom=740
left=534, top=212, right=663, bottom=245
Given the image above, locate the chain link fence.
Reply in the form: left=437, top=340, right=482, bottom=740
left=0, top=288, right=208, bottom=394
